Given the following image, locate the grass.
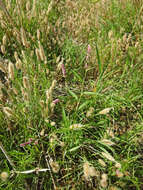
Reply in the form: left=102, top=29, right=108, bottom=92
left=0, top=0, right=143, bottom=189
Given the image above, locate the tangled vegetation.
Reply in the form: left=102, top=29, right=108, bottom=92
left=0, top=0, right=143, bottom=189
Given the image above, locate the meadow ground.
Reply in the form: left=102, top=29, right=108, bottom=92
left=0, top=0, right=143, bottom=189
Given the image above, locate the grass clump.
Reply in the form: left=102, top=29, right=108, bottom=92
left=0, top=0, right=143, bottom=189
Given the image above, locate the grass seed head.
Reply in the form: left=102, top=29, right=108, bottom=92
left=21, top=87, right=29, bottom=102
left=98, top=159, right=106, bottom=167
left=13, top=28, right=21, bottom=42
left=2, top=35, right=7, bottom=46
left=0, top=63, right=6, bottom=73
left=23, top=76, right=30, bottom=90
left=26, top=1, right=31, bottom=12
left=102, top=152, right=115, bottom=162
left=50, top=121, right=56, bottom=126
left=0, top=90, right=3, bottom=101
left=21, top=50, right=26, bottom=61
left=101, top=173, right=108, bottom=181
left=100, top=173, right=108, bottom=188
left=46, top=89, right=51, bottom=102
left=49, top=134, right=58, bottom=145
left=100, top=139, right=115, bottom=146
left=0, top=20, right=6, bottom=29
left=38, top=41, right=46, bottom=62
left=47, top=0, right=54, bottom=15
left=106, top=129, right=115, bottom=138
left=16, top=59, right=22, bottom=70
left=57, top=62, right=63, bottom=71
left=37, top=29, right=40, bottom=40
left=31, top=0, right=37, bottom=17
left=49, top=159, right=60, bottom=173
left=115, top=162, right=121, bottom=169
left=83, top=161, right=91, bottom=180
left=35, top=48, right=41, bottom=61
left=109, top=186, right=119, bottom=190
left=108, top=30, right=113, bottom=39
left=99, top=107, right=113, bottom=115
left=83, top=161, right=97, bottom=180
left=1, top=45, right=6, bottom=54
left=86, top=107, right=94, bottom=117
left=123, top=33, right=127, bottom=43
left=116, top=169, right=124, bottom=178
left=12, top=87, right=18, bottom=95
left=100, top=178, right=108, bottom=188
left=51, top=80, right=57, bottom=89
left=20, top=27, right=29, bottom=47
left=3, top=107, right=13, bottom=117
left=40, top=129, right=45, bottom=136
left=39, top=100, right=45, bottom=108
left=88, top=166, right=97, bottom=177
left=46, top=68, right=49, bottom=75
left=70, top=123, right=83, bottom=130
left=59, top=141, right=65, bottom=147
left=56, top=56, right=61, bottom=63
left=8, top=62, right=14, bottom=80
left=0, top=172, right=8, bottom=181
left=30, top=50, right=34, bottom=57
left=50, top=102, right=55, bottom=113
left=23, top=91, right=29, bottom=102
left=14, top=51, right=18, bottom=62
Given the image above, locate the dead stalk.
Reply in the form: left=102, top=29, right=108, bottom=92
left=45, top=153, right=57, bottom=190
left=0, top=141, right=16, bottom=170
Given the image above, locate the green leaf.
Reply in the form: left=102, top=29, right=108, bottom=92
left=68, top=89, right=78, bottom=100
left=62, top=107, right=68, bottom=125
left=69, top=145, right=81, bottom=152
left=78, top=101, right=90, bottom=110
left=82, top=91, right=97, bottom=95
left=96, top=44, right=102, bottom=75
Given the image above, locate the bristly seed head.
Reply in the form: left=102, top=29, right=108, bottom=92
left=100, top=173, right=108, bottom=188
left=16, top=59, right=22, bottom=70
left=46, top=89, right=51, bottom=103
left=37, top=29, right=40, bottom=40
left=39, top=100, right=45, bottom=108
left=70, top=123, right=83, bottom=130
left=102, top=152, right=115, bottom=162
left=40, top=129, right=45, bottom=136
left=99, top=107, right=113, bottom=115
left=1, top=45, right=6, bottom=54
left=86, top=107, right=94, bottom=117
left=3, top=107, right=13, bottom=117
left=2, top=35, right=7, bottom=46
left=83, top=161, right=97, bottom=180
left=0, top=63, right=6, bottom=73
left=51, top=80, right=57, bottom=89
left=50, top=121, right=56, bottom=126
left=26, top=1, right=31, bottom=12
left=35, top=48, right=41, bottom=61
left=20, top=27, right=29, bottom=47
left=115, top=162, right=121, bottom=169
left=14, top=51, right=18, bottom=62
left=50, top=102, right=55, bottom=113
left=100, top=139, right=115, bottom=146
left=23, top=76, right=30, bottom=90
left=0, top=172, right=9, bottom=181
left=98, top=159, right=106, bottom=167
left=38, top=41, right=46, bottom=62
left=8, top=62, right=14, bottom=80
left=49, top=159, right=60, bottom=173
